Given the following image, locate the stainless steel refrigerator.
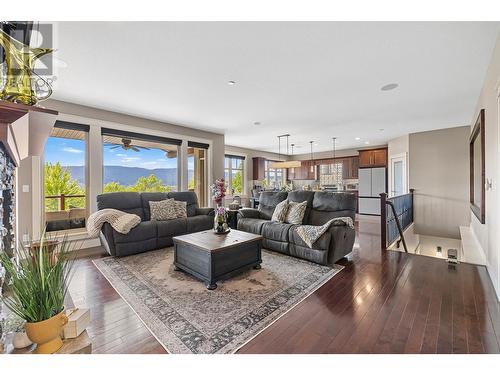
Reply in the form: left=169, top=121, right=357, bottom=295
left=358, top=167, right=386, bottom=215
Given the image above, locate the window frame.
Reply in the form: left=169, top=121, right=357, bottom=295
left=43, top=123, right=90, bottom=234
left=224, top=155, right=244, bottom=195
left=265, top=160, right=284, bottom=189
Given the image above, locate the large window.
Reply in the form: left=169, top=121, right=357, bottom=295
left=265, top=160, right=284, bottom=189
left=224, top=155, right=244, bottom=195
left=102, top=129, right=180, bottom=193
left=43, top=121, right=89, bottom=232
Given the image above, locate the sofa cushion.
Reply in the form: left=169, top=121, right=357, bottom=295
left=289, top=225, right=332, bottom=250
left=287, top=190, right=314, bottom=223
left=258, top=191, right=288, bottom=220
left=186, top=215, right=213, bottom=233
left=168, top=192, right=199, bottom=217
left=97, top=192, right=144, bottom=220
left=237, top=217, right=267, bottom=235
left=261, top=221, right=294, bottom=242
left=309, top=191, right=356, bottom=225
left=113, top=220, right=157, bottom=244
left=157, top=218, right=187, bottom=238
left=141, top=192, right=170, bottom=220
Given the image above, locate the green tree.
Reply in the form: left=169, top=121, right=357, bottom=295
left=103, top=181, right=128, bottom=193
left=130, top=175, right=172, bottom=192
left=232, top=170, right=243, bottom=194
left=44, top=162, right=85, bottom=211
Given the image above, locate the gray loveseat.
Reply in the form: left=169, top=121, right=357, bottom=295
left=237, top=190, right=356, bottom=266
left=97, top=191, right=214, bottom=257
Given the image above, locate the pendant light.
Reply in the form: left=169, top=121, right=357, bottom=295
left=332, top=137, right=337, bottom=183
left=290, top=143, right=295, bottom=174
left=309, top=141, right=315, bottom=173
left=269, top=135, right=302, bottom=169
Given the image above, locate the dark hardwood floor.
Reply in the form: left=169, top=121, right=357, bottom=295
left=69, top=216, right=500, bottom=354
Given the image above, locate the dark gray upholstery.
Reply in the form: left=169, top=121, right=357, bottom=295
left=237, top=217, right=267, bottom=235
left=168, top=191, right=199, bottom=217
left=97, top=191, right=213, bottom=257
left=141, top=192, right=169, bottom=220
left=257, top=191, right=288, bottom=219
left=97, top=192, right=145, bottom=220
left=237, top=190, right=356, bottom=266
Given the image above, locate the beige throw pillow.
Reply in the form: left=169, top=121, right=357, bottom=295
left=271, top=199, right=289, bottom=222
left=285, top=200, right=308, bottom=224
left=149, top=199, right=176, bottom=221
left=171, top=200, right=187, bottom=219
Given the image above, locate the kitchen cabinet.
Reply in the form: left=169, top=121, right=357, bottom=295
left=358, top=148, right=387, bottom=168
left=252, top=157, right=266, bottom=180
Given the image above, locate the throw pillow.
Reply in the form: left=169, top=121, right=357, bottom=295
left=285, top=200, right=308, bottom=224
left=171, top=200, right=187, bottom=219
left=271, top=199, right=289, bottom=222
left=149, top=199, right=176, bottom=221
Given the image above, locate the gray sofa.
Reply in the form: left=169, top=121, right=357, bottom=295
left=97, top=191, right=214, bottom=257
left=237, top=190, right=356, bottom=266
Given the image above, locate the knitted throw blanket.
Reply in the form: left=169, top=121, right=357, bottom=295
left=87, top=209, right=141, bottom=238
left=295, top=217, right=354, bottom=248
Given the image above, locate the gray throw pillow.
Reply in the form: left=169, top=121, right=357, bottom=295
left=285, top=200, right=307, bottom=224
left=271, top=199, right=289, bottom=222
left=149, top=199, right=176, bottom=221
left=171, top=200, right=187, bottom=219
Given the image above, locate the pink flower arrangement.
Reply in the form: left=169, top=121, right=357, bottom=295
left=210, top=178, right=226, bottom=206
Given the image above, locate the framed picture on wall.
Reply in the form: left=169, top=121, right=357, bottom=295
left=470, top=109, right=485, bottom=224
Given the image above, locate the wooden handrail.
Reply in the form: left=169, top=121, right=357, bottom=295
left=380, top=189, right=414, bottom=252
left=45, top=194, right=85, bottom=211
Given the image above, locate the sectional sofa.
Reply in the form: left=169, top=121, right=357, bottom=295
left=237, top=190, right=356, bottom=266
left=96, top=191, right=214, bottom=257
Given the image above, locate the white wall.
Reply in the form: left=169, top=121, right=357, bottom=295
left=409, top=126, right=471, bottom=239
left=470, top=33, right=500, bottom=300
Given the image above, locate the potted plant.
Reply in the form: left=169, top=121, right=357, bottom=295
left=0, top=234, right=75, bottom=354
left=210, top=178, right=229, bottom=234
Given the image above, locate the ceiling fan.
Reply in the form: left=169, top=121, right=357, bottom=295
left=107, top=138, right=150, bottom=152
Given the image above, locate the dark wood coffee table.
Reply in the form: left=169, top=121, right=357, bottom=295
left=172, top=229, right=263, bottom=290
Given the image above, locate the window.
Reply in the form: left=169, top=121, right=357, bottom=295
left=102, top=128, right=181, bottom=193
left=265, top=160, right=284, bottom=189
left=43, top=121, right=89, bottom=232
left=224, top=155, right=244, bottom=195
left=188, top=141, right=209, bottom=206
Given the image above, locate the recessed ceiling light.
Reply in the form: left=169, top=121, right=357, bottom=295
left=228, top=80, right=236, bottom=85
left=364, top=141, right=370, bottom=145
left=381, top=83, right=398, bottom=91
left=379, top=128, right=384, bottom=132
left=253, top=121, right=261, bottom=126
left=355, top=137, right=361, bottom=141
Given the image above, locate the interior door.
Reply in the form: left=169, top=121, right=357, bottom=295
left=390, top=153, right=407, bottom=197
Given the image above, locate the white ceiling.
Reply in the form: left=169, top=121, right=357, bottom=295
left=51, top=22, right=500, bottom=154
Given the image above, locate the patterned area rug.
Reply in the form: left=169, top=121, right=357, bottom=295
left=93, top=248, right=343, bottom=354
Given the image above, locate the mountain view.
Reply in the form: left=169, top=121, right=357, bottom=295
left=66, top=166, right=193, bottom=186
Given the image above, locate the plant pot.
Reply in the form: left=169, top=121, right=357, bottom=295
left=25, top=310, right=68, bottom=354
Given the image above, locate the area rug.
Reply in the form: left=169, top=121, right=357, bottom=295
left=92, top=248, right=343, bottom=354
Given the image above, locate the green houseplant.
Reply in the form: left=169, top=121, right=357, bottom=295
left=0, top=233, right=76, bottom=353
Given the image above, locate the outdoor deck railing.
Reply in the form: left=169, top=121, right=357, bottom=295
left=380, top=189, right=414, bottom=251
left=45, top=194, right=85, bottom=211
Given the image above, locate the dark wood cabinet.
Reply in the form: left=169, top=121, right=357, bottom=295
left=358, top=148, right=387, bottom=168
left=252, top=157, right=266, bottom=180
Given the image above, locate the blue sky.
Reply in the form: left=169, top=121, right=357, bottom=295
left=44, top=137, right=181, bottom=170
